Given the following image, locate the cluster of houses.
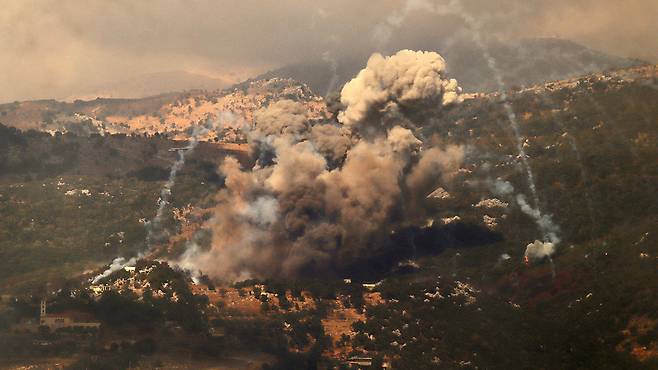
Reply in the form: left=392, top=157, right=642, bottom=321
left=88, top=265, right=155, bottom=298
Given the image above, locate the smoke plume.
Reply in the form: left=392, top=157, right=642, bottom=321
left=145, top=123, right=208, bottom=248
left=488, top=178, right=561, bottom=245
left=179, top=50, right=466, bottom=281
left=524, top=240, right=556, bottom=262
left=515, top=194, right=561, bottom=245
left=93, top=119, right=213, bottom=283
left=338, top=50, right=462, bottom=128
left=91, top=256, right=137, bottom=284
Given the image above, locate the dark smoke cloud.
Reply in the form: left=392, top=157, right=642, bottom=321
left=177, top=50, right=465, bottom=281
left=252, top=100, right=310, bottom=138
left=309, top=123, right=353, bottom=165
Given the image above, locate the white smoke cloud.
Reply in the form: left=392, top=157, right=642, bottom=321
left=524, top=240, right=556, bottom=261
left=338, top=50, right=462, bottom=127
left=91, top=256, right=137, bottom=284
left=490, top=178, right=514, bottom=196
left=486, top=177, right=561, bottom=246
left=241, top=196, right=279, bottom=227
left=516, top=194, right=561, bottom=245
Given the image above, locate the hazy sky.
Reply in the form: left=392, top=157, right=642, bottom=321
left=1, top=0, right=656, bottom=102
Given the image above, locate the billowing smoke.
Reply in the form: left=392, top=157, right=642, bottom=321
left=524, top=240, right=556, bottom=262
left=338, top=50, right=462, bottom=128
left=406, top=145, right=464, bottom=191
left=178, top=50, right=466, bottom=281
left=309, top=123, right=353, bottom=164
left=252, top=99, right=309, bottom=138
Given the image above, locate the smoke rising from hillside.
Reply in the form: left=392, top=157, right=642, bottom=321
left=92, top=119, right=213, bottom=284
left=91, top=256, right=137, bottom=284
left=147, top=123, right=210, bottom=247
left=338, top=50, right=462, bottom=127
left=516, top=194, right=561, bottom=245
left=489, top=178, right=561, bottom=261
left=524, top=240, right=556, bottom=262
left=178, top=50, right=465, bottom=281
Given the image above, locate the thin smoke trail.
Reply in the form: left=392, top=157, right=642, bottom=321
left=459, top=13, right=540, bottom=209
left=144, top=123, right=208, bottom=251
left=557, top=56, right=654, bottom=197
left=322, top=51, right=340, bottom=99
left=556, top=54, right=643, bottom=143
left=372, top=0, right=558, bottom=249
left=563, top=132, right=597, bottom=234
left=507, top=63, right=595, bottom=233
left=535, top=92, right=597, bottom=237
left=514, top=54, right=656, bottom=239
left=451, top=5, right=557, bottom=245
left=91, top=119, right=213, bottom=283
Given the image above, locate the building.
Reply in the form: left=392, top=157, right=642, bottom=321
left=209, top=326, right=225, bottom=337
left=89, top=284, right=112, bottom=296
left=362, top=283, right=379, bottom=291
left=345, top=356, right=392, bottom=369
left=39, top=299, right=101, bottom=331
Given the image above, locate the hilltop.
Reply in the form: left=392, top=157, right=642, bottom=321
left=0, top=78, right=327, bottom=142
left=75, top=71, right=232, bottom=100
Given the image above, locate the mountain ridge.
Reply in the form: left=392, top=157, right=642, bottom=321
left=257, top=38, right=644, bottom=95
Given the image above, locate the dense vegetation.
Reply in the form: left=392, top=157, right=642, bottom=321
left=0, top=128, right=242, bottom=292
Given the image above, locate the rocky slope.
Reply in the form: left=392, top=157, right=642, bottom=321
left=0, top=78, right=328, bottom=143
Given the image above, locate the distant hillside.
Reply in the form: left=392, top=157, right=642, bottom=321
left=74, top=70, right=232, bottom=100
left=0, top=78, right=327, bottom=142
left=0, top=125, right=250, bottom=180
left=258, top=38, right=643, bottom=95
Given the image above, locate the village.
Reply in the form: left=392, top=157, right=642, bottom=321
left=0, top=259, right=396, bottom=369
left=1, top=255, right=496, bottom=369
